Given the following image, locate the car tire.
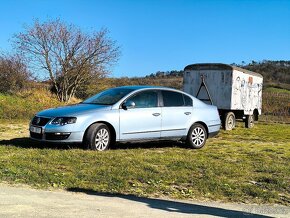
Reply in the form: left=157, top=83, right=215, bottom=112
left=245, top=115, right=254, bottom=128
left=223, top=112, right=236, bottom=130
left=187, top=123, right=207, bottom=149
left=84, top=123, right=111, bottom=151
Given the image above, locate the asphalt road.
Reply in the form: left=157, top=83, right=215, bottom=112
left=0, top=183, right=289, bottom=218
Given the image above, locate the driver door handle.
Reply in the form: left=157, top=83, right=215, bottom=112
left=184, top=112, right=191, bottom=115
left=152, top=113, right=161, bottom=117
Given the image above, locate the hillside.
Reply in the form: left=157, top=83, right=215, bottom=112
left=0, top=89, right=79, bottom=120
left=78, top=76, right=183, bottom=98
left=137, top=61, right=290, bottom=91
left=240, top=61, right=290, bottom=90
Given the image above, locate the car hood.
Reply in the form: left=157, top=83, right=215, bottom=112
left=37, top=103, right=112, bottom=117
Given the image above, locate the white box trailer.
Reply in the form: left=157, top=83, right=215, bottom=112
left=183, top=63, right=263, bottom=130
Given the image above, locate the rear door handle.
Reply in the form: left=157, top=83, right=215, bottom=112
left=184, top=112, right=191, bottom=115
left=152, top=113, right=161, bottom=117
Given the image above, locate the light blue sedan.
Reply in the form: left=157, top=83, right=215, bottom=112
left=30, top=86, right=220, bottom=150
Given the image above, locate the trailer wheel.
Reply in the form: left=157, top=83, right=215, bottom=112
left=223, top=112, right=236, bottom=130
left=245, top=115, right=254, bottom=128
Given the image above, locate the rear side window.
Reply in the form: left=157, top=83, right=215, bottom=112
left=183, top=94, right=193, bottom=106
left=162, top=90, right=184, bottom=107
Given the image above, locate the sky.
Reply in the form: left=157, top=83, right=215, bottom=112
left=0, top=0, right=290, bottom=78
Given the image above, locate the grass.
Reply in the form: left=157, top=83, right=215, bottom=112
left=264, top=86, right=290, bottom=94
left=0, top=120, right=289, bottom=205
left=262, top=87, right=290, bottom=123
left=0, top=88, right=289, bottom=204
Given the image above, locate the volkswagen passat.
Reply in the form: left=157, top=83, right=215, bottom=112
left=30, top=86, right=220, bottom=150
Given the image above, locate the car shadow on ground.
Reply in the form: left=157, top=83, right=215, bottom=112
left=0, top=137, right=188, bottom=150
left=0, top=137, right=74, bottom=150
left=66, top=188, right=270, bottom=218
left=114, top=140, right=188, bottom=150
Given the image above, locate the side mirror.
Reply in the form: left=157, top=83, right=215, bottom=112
left=122, top=100, right=135, bottom=110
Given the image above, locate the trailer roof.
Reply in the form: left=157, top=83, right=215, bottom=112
left=184, top=63, right=263, bottom=78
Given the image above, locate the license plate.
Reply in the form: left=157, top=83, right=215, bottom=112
left=30, top=126, right=42, bottom=134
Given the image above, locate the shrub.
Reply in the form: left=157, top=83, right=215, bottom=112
left=0, top=54, right=31, bottom=93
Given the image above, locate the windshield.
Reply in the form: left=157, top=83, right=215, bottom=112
left=82, top=87, right=134, bottom=105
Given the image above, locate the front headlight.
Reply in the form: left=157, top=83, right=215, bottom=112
left=51, top=117, right=77, bottom=125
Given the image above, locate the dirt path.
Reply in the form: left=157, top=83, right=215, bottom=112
left=0, top=183, right=289, bottom=218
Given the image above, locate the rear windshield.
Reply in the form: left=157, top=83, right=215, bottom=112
left=83, top=88, right=134, bottom=105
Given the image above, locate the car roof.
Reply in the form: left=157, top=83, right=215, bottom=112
left=116, top=85, right=181, bottom=92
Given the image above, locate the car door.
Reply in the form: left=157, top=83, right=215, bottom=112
left=119, top=90, right=161, bottom=140
left=161, top=90, right=193, bottom=138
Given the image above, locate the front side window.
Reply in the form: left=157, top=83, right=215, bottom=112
left=128, top=91, right=158, bottom=108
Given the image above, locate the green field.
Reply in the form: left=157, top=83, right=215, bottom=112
left=0, top=120, right=289, bottom=205
left=0, top=90, right=80, bottom=120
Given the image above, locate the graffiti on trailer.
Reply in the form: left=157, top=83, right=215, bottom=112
left=233, top=76, right=263, bottom=110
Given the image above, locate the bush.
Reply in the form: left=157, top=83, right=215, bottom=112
left=0, top=54, right=31, bottom=93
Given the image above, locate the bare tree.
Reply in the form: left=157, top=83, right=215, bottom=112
left=13, top=19, right=120, bottom=102
left=0, top=53, right=31, bottom=93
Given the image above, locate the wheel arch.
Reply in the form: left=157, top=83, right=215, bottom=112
left=192, top=121, right=209, bottom=138
left=83, top=121, right=117, bottom=144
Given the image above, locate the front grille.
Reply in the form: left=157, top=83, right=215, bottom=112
left=45, top=133, right=70, bottom=140
left=30, top=132, right=43, bottom=139
left=31, top=116, right=51, bottom=126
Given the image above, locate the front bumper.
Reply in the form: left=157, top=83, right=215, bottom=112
left=29, top=120, right=84, bottom=143
left=30, top=115, right=86, bottom=143
left=30, top=130, right=84, bottom=143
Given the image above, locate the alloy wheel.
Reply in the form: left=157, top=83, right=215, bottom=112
left=95, top=128, right=109, bottom=151
left=191, top=127, right=206, bottom=147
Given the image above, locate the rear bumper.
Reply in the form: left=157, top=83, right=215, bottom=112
left=208, top=122, right=221, bottom=138
left=208, top=130, right=219, bottom=138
